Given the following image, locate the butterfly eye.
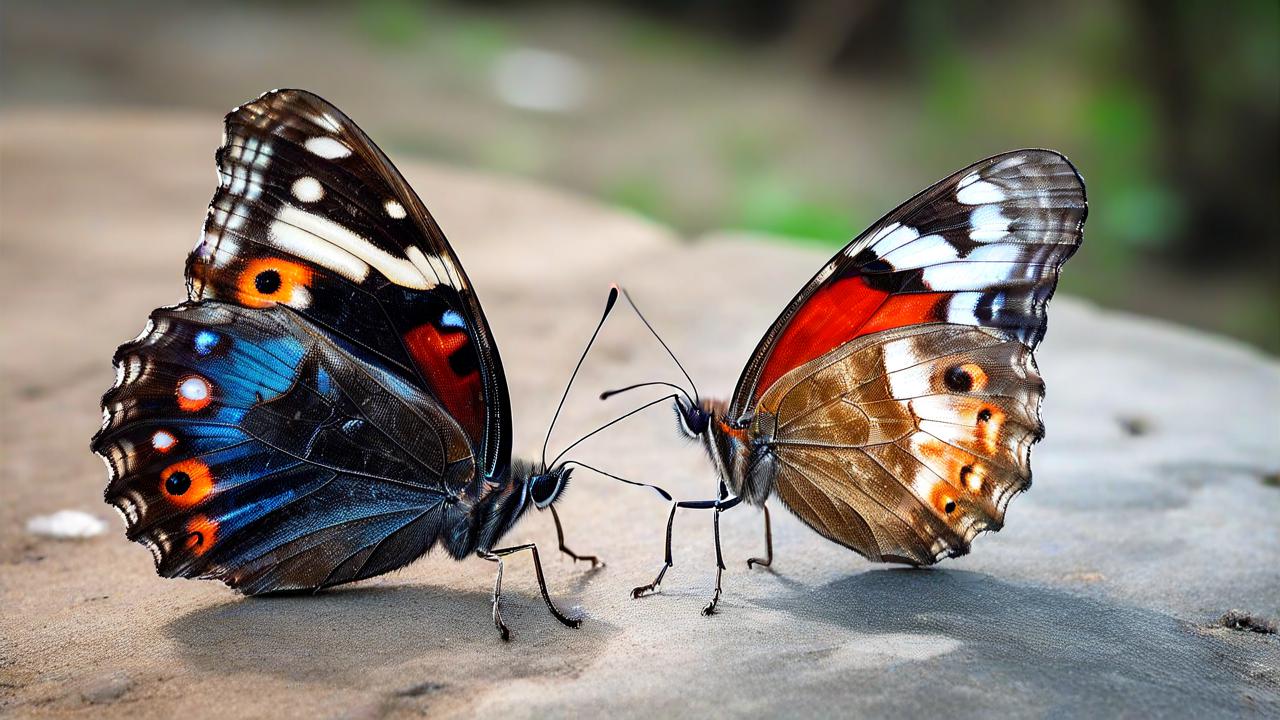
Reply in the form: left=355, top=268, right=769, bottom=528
left=674, top=398, right=710, bottom=437
left=529, top=472, right=566, bottom=509
left=237, top=257, right=313, bottom=308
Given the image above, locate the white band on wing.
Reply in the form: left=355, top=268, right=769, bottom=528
left=268, top=205, right=435, bottom=289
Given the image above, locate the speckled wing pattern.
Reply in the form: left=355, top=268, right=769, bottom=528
left=92, top=90, right=509, bottom=592
left=737, top=150, right=1086, bottom=563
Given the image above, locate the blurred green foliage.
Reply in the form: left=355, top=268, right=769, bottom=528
left=313, top=0, right=1280, bottom=352
left=4, top=0, right=1273, bottom=349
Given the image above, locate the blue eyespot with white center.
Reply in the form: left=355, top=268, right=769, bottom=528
left=194, top=330, right=220, bottom=355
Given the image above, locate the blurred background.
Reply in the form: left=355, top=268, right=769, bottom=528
left=3, top=0, right=1277, bottom=351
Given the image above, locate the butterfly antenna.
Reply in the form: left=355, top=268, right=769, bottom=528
left=599, top=381, right=692, bottom=403
left=550, top=393, right=680, bottom=470
left=561, top=460, right=674, bottom=502
left=621, top=288, right=700, bottom=403
left=541, top=286, right=619, bottom=473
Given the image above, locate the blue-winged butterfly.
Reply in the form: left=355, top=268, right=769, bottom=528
left=91, top=89, right=608, bottom=640
left=605, top=150, right=1087, bottom=613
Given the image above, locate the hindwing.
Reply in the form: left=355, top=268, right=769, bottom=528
left=92, top=302, right=478, bottom=592
left=755, top=324, right=1043, bottom=564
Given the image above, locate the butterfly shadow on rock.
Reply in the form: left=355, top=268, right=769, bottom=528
left=755, top=568, right=1277, bottom=717
left=165, top=582, right=619, bottom=685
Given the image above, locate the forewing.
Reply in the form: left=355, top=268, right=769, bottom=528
left=188, top=89, right=510, bottom=476
left=92, top=302, right=476, bottom=593
left=730, top=150, right=1084, bottom=417
left=757, top=324, right=1043, bottom=564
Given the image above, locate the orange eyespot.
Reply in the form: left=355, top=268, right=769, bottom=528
left=944, top=363, right=989, bottom=393
left=959, top=363, right=988, bottom=390
left=236, top=257, right=313, bottom=308
left=976, top=407, right=1005, bottom=453
left=184, top=514, right=219, bottom=556
left=929, top=483, right=959, bottom=516
left=160, top=458, right=215, bottom=507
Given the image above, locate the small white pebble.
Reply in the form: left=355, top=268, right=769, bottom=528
left=26, top=510, right=107, bottom=540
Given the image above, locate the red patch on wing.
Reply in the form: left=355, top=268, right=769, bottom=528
left=404, top=323, right=484, bottom=444
left=754, top=277, right=948, bottom=401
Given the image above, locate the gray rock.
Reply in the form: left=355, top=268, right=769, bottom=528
left=1, top=111, right=1276, bottom=719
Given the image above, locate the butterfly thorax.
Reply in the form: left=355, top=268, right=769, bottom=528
left=678, top=397, right=775, bottom=506
left=459, top=460, right=568, bottom=556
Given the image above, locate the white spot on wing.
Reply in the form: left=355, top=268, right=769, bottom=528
left=291, top=176, right=324, bottom=203
left=882, top=337, right=919, bottom=398
left=924, top=261, right=1027, bottom=289
left=957, top=180, right=1005, bottom=205
left=872, top=223, right=921, bottom=254
left=965, top=243, right=1022, bottom=263
left=384, top=200, right=407, bottom=219
left=179, top=377, right=210, bottom=402
left=878, top=234, right=957, bottom=269
left=969, top=205, right=1012, bottom=241
left=304, top=136, right=352, bottom=159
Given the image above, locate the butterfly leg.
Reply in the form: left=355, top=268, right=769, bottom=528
left=478, top=544, right=581, bottom=641
left=701, top=503, right=726, bottom=616
left=630, top=501, right=678, bottom=598
left=632, top=488, right=742, bottom=611
left=549, top=505, right=603, bottom=568
left=701, top=481, right=733, bottom=615
left=746, top=505, right=774, bottom=570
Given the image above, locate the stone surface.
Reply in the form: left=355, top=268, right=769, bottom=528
left=2, top=110, right=1277, bottom=719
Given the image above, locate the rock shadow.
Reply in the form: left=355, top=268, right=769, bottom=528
left=758, top=568, right=1279, bottom=717
left=166, top=582, right=616, bottom=686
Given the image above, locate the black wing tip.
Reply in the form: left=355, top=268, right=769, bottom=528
left=225, top=88, right=344, bottom=126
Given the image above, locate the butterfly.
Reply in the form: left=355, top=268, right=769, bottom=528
left=91, top=89, right=607, bottom=640
left=605, top=150, right=1086, bottom=614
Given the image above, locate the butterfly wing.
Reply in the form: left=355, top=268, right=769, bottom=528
left=93, top=302, right=477, bottom=593
left=754, top=324, right=1043, bottom=564
left=735, top=150, right=1085, bottom=563
left=729, top=149, right=1085, bottom=416
left=188, top=88, right=510, bottom=478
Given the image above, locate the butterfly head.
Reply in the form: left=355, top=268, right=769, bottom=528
left=674, top=395, right=712, bottom=438
left=528, top=465, right=572, bottom=510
